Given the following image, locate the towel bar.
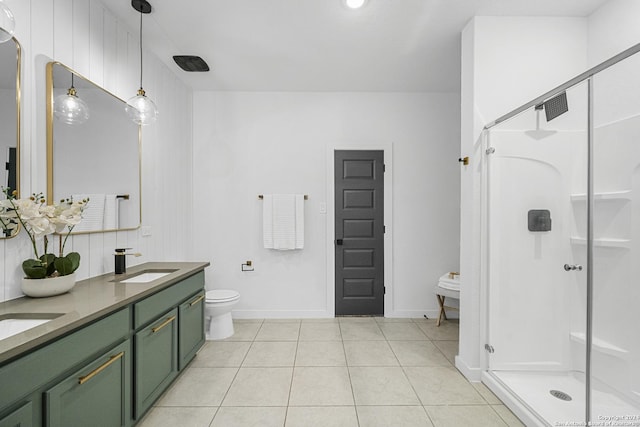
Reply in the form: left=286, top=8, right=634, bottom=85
left=259, top=195, right=308, bottom=200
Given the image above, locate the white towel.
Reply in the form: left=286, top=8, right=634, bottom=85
left=263, top=194, right=304, bottom=250
left=103, top=194, right=119, bottom=230
left=72, top=194, right=105, bottom=232
left=294, top=194, right=304, bottom=249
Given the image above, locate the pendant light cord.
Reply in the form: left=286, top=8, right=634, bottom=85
left=139, top=10, right=143, bottom=90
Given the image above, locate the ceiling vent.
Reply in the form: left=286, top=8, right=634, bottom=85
left=173, top=56, right=210, bottom=72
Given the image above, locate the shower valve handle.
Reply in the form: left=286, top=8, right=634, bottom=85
left=564, top=264, right=583, bottom=271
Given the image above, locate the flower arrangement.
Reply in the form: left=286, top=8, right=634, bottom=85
left=1, top=188, right=88, bottom=279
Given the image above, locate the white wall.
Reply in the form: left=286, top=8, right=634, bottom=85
left=459, top=16, right=588, bottom=380
left=0, top=0, right=193, bottom=302
left=193, top=91, right=460, bottom=318
left=588, top=0, right=640, bottom=65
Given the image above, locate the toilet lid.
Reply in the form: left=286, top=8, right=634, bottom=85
left=206, top=289, right=240, bottom=302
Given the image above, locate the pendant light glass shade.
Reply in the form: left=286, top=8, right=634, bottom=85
left=54, top=86, right=90, bottom=125
left=126, top=88, right=157, bottom=125
left=127, top=2, right=157, bottom=126
left=0, top=0, right=16, bottom=43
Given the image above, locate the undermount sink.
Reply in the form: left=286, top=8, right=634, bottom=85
left=116, top=269, right=177, bottom=284
left=0, top=314, right=63, bottom=341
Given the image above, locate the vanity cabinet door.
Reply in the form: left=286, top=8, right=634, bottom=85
left=0, top=401, right=32, bottom=427
left=45, top=340, right=131, bottom=427
left=134, top=308, right=179, bottom=419
left=178, top=291, right=205, bottom=370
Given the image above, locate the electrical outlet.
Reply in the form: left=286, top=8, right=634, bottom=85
left=141, top=226, right=152, bottom=237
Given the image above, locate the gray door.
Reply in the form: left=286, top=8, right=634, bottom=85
left=335, top=150, right=384, bottom=315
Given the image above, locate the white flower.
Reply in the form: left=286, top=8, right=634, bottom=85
left=3, top=190, right=88, bottom=261
left=28, top=216, right=56, bottom=237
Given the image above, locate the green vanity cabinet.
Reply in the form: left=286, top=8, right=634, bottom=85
left=0, top=402, right=32, bottom=427
left=134, top=308, right=179, bottom=419
left=0, top=267, right=207, bottom=427
left=178, top=291, right=205, bottom=370
left=131, top=270, right=205, bottom=419
left=45, top=339, right=131, bottom=427
left=133, top=272, right=204, bottom=329
left=0, top=308, right=130, bottom=426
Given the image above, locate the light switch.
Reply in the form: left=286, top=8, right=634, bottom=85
left=319, top=202, right=327, bottom=214
left=141, top=226, right=152, bottom=237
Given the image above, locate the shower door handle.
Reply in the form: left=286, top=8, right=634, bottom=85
left=564, top=264, right=583, bottom=271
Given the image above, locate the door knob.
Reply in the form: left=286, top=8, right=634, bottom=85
left=564, top=264, right=583, bottom=271
left=336, top=239, right=343, bottom=246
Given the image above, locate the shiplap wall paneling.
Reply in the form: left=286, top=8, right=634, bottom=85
left=0, top=0, right=194, bottom=300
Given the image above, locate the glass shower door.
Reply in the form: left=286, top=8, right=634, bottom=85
left=485, top=81, right=589, bottom=425
left=590, top=52, right=640, bottom=421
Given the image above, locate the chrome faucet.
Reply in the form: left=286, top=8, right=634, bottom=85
left=114, top=248, right=142, bottom=274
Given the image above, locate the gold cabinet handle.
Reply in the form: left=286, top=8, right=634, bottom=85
left=189, top=294, right=204, bottom=307
left=152, top=315, right=176, bottom=333
left=78, top=352, right=124, bottom=385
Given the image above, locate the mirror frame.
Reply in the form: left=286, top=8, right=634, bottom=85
left=0, top=37, right=22, bottom=239
left=45, top=61, right=142, bottom=234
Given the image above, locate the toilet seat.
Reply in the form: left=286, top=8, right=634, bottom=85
left=206, top=289, right=240, bottom=302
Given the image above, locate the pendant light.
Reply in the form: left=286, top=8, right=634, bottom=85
left=0, top=0, right=16, bottom=43
left=125, top=0, right=157, bottom=126
left=54, top=73, right=90, bottom=125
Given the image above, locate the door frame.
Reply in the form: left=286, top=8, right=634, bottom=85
left=326, top=143, right=394, bottom=317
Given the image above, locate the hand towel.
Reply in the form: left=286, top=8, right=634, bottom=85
left=103, top=194, right=119, bottom=230
left=263, top=194, right=305, bottom=250
left=294, top=194, right=304, bottom=249
left=263, top=195, right=274, bottom=249
left=72, top=194, right=105, bottom=232
left=272, top=194, right=296, bottom=250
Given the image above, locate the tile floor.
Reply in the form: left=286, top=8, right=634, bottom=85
left=138, top=318, right=524, bottom=427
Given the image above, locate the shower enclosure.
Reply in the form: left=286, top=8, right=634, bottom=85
left=482, top=43, right=640, bottom=426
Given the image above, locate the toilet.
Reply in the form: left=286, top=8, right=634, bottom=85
left=204, top=289, right=240, bottom=340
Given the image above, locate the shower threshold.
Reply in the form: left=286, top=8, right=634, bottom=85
left=486, top=370, right=640, bottom=426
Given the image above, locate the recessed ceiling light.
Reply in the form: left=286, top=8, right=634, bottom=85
left=344, top=0, right=367, bottom=9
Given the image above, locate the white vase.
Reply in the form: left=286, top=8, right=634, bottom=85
left=21, top=273, right=76, bottom=298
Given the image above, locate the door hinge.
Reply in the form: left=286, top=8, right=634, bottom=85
left=484, top=344, right=495, bottom=354
left=383, top=164, right=386, bottom=172
left=384, top=286, right=386, bottom=294
left=383, top=226, right=386, bottom=233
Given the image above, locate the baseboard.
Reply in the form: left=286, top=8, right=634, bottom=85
left=455, top=355, right=482, bottom=382
left=232, top=310, right=333, bottom=319
left=233, top=309, right=460, bottom=320
left=386, top=309, right=459, bottom=319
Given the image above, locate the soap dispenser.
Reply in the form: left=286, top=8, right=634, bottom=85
left=114, top=248, right=129, bottom=274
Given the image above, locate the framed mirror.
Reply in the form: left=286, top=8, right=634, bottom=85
left=46, top=62, right=141, bottom=233
left=0, top=37, right=21, bottom=238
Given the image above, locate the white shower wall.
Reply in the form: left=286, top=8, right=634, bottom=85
left=487, top=128, right=586, bottom=373
left=0, top=0, right=193, bottom=302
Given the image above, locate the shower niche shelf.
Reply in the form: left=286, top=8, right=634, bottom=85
left=570, top=237, right=631, bottom=249
left=570, top=332, right=629, bottom=359
left=570, top=190, right=631, bottom=202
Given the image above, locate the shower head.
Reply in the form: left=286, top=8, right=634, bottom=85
left=543, top=92, right=568, bottom=122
